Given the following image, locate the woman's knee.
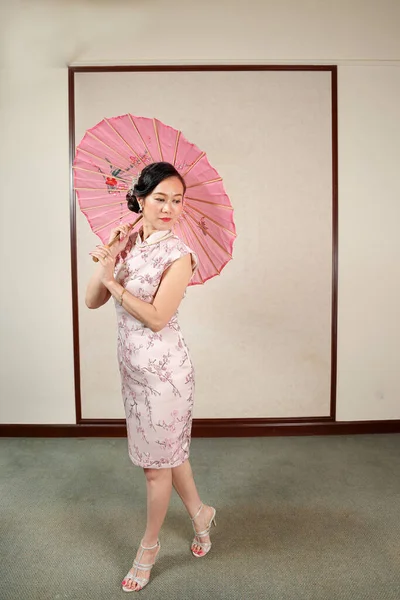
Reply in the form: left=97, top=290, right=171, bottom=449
left=144, top=467, right=171, bottom=485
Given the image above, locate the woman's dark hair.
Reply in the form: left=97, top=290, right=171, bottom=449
left=126, top=162, right=186, bottom=213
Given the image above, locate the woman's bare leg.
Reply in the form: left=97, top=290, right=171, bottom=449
left=172, top=460, right=215, bottom=555
left=123, top=467, right=172, bottom=591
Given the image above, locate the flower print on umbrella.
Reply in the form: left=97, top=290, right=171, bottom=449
left=129, top=155, right=141, bottom=167
left=106, top=175, right=123, bottom=196
left=102, top=162, right=121, bottom=186
left=198, top=217, right=209, bottom=236
left=129, top=150, right=150, bottom=167
left=92, top=164, right=122, bottom=194
left=106, top=176, right=118, bottom=187
left=175, top=161, right=194, bottom=171
left=100, top=160, right=131, bottom=194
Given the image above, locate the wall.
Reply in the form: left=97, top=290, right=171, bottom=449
left=74, top=69, right=333, bottom=420
left=1, top=0, right=399, bottom=424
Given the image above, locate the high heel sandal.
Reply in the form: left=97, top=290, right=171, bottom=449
left=190, top=503, right=217, bottom=558
left=121, top=540, right=160, bottom=592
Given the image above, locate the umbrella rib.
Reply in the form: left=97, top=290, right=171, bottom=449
left=75, top=193, right=127, bottom=201
left=78, top=148, right=139, bottom=176
left=83, top=200, right=131, bottom=211
left=181, top=152, right=205, bottom=178
left=73, top=166, right=130, bottom=183
left=153, top=119, right=163, bottom=161
left=93, top=211, right=142, bottom=234
left=184, top=211, right=232, bottom=259
left=173, top=219, right=190, bottom=248
left=127, top=114, right=155, bottom=164
left=186, top=177, right=223, bottom=189
left=75, top=187, right=128, bottom=192
left=111, top=119, right=147, bottom=168
left=179, top=218, right=205, bottom=284
left=185, top=204, right=236, bottom=236
left=181, top=214, right=220, bottom=274
left=173, top=131, right=181, bottom=166
left=86, top=131, right=130, bottom=164
left=104, top=118, right=144, bottom=163
left=185, top=196, right=233, bottom=210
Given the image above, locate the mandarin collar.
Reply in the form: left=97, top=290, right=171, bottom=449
left=136, top=228, right=173, bottom=247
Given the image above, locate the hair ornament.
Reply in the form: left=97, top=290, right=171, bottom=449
left=129, top=172, right=141, bottom=193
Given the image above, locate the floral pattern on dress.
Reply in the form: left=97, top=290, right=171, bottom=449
left=114, top=229, right=198, bottom=469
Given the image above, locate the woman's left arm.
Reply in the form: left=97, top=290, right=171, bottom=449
left=104, top=254, right=193, bottom=332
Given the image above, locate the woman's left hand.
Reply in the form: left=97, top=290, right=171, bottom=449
left=89, top=245, right=116, bottom=286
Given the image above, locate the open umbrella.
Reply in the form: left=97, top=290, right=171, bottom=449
left=73, top=114, right=236, bottom=285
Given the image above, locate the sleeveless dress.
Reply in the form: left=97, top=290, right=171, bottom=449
left=113, top=229, right=198, bottom=469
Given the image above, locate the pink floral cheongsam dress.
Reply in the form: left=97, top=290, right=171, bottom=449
left=114, top=228, right=198, bottom=469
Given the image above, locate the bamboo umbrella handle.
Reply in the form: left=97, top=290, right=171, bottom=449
left=92, top=215, right=142, bottom=263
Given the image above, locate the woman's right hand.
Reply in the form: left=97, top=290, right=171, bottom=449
left=107, top=223, right=132, bottom=257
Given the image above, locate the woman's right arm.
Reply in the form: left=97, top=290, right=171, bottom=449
left=85, top=223, right=132, bottom=309
left=85, top=266, right=111, bottom=309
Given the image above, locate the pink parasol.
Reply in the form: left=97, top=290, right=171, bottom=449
left=73, top=114, right=236, bottom=285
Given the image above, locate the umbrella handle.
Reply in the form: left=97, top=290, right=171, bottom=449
left=92, top=215, right=142, bottom=263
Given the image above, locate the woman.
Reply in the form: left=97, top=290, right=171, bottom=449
left=85, top=162, right=216, bottom=592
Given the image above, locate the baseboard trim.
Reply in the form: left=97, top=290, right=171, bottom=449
left=0, top=418, right=399, bottom=437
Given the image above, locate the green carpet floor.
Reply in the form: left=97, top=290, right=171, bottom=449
left=1, top=434, right=399, bottom=599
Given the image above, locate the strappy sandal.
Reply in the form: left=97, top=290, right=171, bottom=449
left=121, top=540, right=160, bottom=592
left=190, top=503, right=217, bottom=558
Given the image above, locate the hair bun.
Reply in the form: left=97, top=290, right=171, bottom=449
left=126, top=189, right=140, bottom=213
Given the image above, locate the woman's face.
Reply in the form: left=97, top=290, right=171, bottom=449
left=141, top=176, right=184, bottom=231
